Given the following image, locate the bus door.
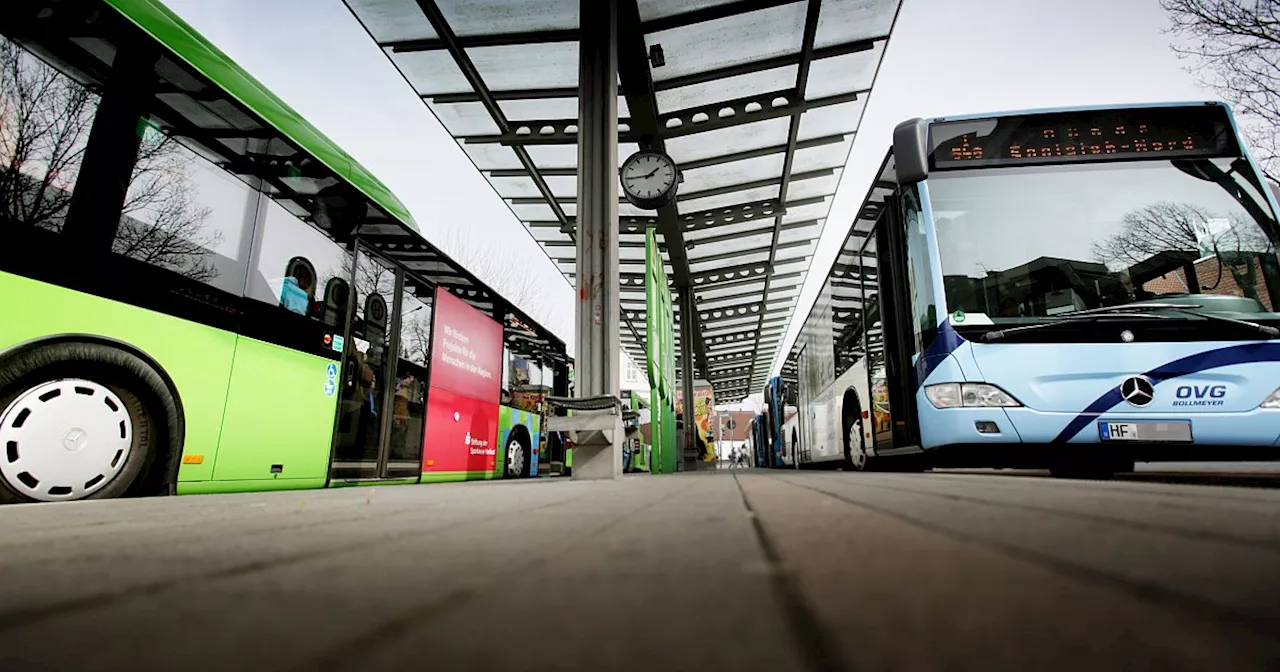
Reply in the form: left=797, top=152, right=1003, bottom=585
left=331, top=243, right=401, bottom=480
left=386, top=282, right=432, bottom=479
left=872, top=192, right=923, bottom=450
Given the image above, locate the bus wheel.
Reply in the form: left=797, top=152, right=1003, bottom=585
left=504, top=427, right=531, bottom=479
left=0, top=344, right=169, bottom=503
left=844, top=417, right=873, bottom=472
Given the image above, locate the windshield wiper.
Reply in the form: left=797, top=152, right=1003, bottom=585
left=1139, top=305, right=1279, bottom=338
left=979, top=310, right=1172, bottom=343
left=979, top=302, right=1280, bottom=343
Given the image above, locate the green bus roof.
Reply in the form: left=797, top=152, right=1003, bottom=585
left=104, top=0, right=418, bottom=232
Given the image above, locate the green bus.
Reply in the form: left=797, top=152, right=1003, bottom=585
left=0, top=0, right=569, bottom=503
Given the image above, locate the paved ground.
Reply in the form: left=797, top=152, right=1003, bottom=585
left=0, top=470, right=1277, bottom=671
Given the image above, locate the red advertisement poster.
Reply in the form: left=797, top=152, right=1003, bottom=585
left=422, top=289, right=504, bottom=474
left=422, top=388, right=499, bottom=473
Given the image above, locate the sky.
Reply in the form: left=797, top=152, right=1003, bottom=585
left=161, top=0, right=1217, bottom=397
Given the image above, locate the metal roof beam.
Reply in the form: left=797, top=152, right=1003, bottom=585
left=689, top=216, right=819, bottom=247
left=662, top=90, right=859, bottom=139
left=489, top=167, right=577, bottom=177
left=689, top=260, right=770, bottom=285
left=382, top=28, right=579, bottom=52
left=465, top=89, right=854, bottom=146
left=746, top=0, right=821, bottom=386
left=689, top=239, right=809, bottom=265
left=464, top=129, right=637, bottom=146
left=430, top=87, right=583, bottom=104
left=641, top=0, right=801, bottom=33
left=412, top=0, right=568, bottom=230
left=652, top=37, right=878, bottom=92
left=618, top=0, right=707, bottom=376
left=697, top=272, right=801, bottom=293
left=680, top=133, right=845, bottom=170
left=677, top=168, right=833, bottom=203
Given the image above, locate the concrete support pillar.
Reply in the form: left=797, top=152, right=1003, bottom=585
left=679, top=285, right=697, bottom=471
left=571, top=0, right=622, bottom=480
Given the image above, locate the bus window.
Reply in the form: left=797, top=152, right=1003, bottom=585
left=861, top=235, right=893, bottom=447
left=900, top=183, right=937, bottom=351
left=2, top=37, right=255, bottom=298
left=398, top=287, right=433, bottom=366
left=115, top=125, right=258, bottom=296
left=245, top=196, right=353, bottom=322
left=0, top=37, right=99, bottom=233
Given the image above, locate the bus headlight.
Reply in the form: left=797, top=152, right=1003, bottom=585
left=1262, top=388, right=1280, bottom=408
left=925, top=383, right=1022, bottom=409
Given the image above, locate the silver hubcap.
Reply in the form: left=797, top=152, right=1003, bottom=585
left=0, top=379, right=133, bottom=501
left=506, top=439, right=524, bottom=477
left=848, top=421, right=866, bottom=471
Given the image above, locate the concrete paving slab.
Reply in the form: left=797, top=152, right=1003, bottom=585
left=0, top=469, right=1275, bottom=671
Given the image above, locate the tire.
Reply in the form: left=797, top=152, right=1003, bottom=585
left=843, top=413, right=873, bottom=472
left=504, top=426, right=532, bottom=479
left=0, top=342, right=176, bottom=503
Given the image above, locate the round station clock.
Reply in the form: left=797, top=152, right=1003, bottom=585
left=620, top=149, right=680, bottom=210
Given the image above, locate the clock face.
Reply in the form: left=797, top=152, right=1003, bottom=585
left=621, top=151, right=677, bottom=204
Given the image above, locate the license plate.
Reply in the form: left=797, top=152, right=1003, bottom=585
left=1098, top=421, right=1192, bottom=442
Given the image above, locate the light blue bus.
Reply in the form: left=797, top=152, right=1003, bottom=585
left=789, top=102, right=1280, bottom=477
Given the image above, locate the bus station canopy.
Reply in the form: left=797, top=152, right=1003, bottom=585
left=344, top=0, right=901, bottom=401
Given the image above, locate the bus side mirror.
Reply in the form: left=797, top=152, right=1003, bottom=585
left=893, top=117, right=929, bottom=184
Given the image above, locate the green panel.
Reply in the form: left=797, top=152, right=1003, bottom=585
left=102, top=0, right=417, bottom=232
left=645, top=231, right=678, bottom=474
left=178, top=477, right=325, bottom=495
left=213, top=337, right=337, bottom=481
left=0, top=273, right=233, bottom=482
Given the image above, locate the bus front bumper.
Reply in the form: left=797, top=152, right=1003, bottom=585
left=917, top=405, right=1280, bottom=464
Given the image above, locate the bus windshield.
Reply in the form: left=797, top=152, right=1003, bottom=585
left=929, top=157, right=1280, bottom=325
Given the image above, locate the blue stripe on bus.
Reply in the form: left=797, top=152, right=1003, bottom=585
left=913, top=320, right=966, bottom=390
left=1051, top=342, right=1280, bottom=442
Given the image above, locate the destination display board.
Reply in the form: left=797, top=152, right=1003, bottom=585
left=929, top=105, right=1238, bottom=170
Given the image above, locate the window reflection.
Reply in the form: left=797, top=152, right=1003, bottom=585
left=0, top=38, right=98, bottom=232
left=247, top=197, right=354, bottom=325
left=861, top=234, right=891, bottom=440
left=931, top=159, right=1280, bottom=322
left=334, top=248, right=397, bottom=469
left=116, top=126, right=257, bottom=294
left=388, top=288, right=431, bottom=474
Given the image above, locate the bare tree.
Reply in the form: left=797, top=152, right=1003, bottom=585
left=1162, top=0, right=1280, bottom=181
left=113, top=130, right=222, bottom=282
left=1, top=38, right=220, bottom=281
left=0, top=39, right=95, bottom=229
left=400, top=310, right=432, bottom=365
left=439, top=226, right=548, bottom=321
left=1092, top=200, right=1273, bottom=304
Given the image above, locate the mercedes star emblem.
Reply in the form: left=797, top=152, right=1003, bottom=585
left=1120, top=376, right=1155, bottom=407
